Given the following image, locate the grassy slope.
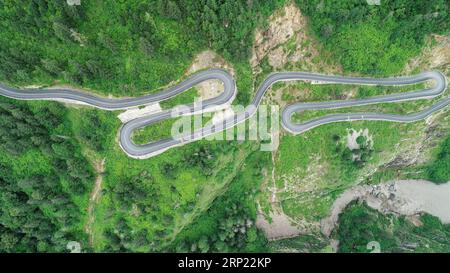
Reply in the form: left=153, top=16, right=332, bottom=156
left=271, top=81, right=448, bottom=224
left=171, top=150, right=271, bottom=252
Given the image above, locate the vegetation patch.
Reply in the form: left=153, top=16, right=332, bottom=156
left=336, top=202, right=450, bottom=253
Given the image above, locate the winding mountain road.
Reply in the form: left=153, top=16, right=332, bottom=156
left=0, top=69, right=448, bottom=158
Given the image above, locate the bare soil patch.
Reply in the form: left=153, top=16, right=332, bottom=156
left=85, top=158, right=105, bottom=246
left=251, top=3, right=341, bottom=109
left=186, top=50, right=234, bottom=100
left=256, top=209, right=305, bottom=240
left=346, top=128, right=373, bottom=150
left=404, top=34, right=450, bottom=74
left=251, top=3, right=304, bottom=69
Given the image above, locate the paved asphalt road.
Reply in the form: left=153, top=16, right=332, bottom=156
left=0, top=70, right=448, bottom=158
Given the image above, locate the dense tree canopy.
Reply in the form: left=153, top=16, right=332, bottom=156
left=0, top=99, right=93, bottom=252
left=0, top=0, right=284, bottom=94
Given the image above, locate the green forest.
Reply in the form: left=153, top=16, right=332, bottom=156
left=336, top=202, right=450, bottom=253
left=0, top=99, right=93, bottom=252
left=0, top=0, right=449, bottom=253
left=299, top=0, right=448, bottom=74
left=0, top=0, right=284, bottom=94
